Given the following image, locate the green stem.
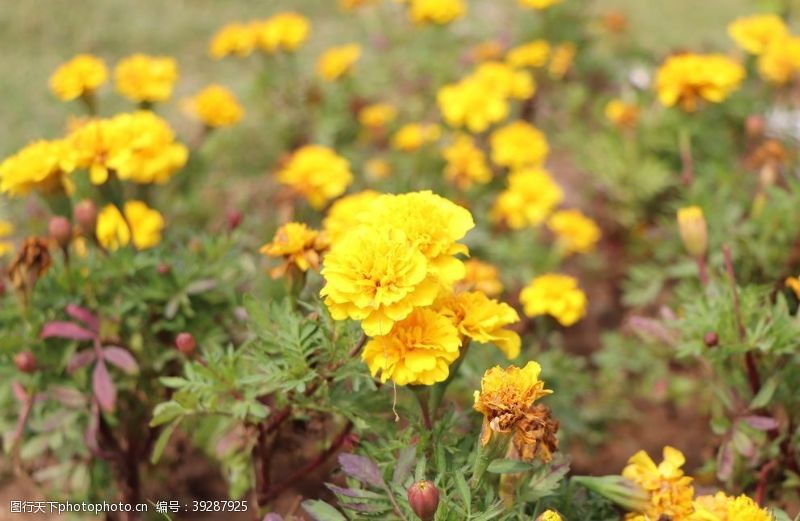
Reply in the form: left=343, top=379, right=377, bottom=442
left=429, top=341, right=470, bottom=416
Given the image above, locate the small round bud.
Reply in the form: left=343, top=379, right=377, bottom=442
left=73, top=200, right=98, bottom=234
left=14, top=351, right=37, bottom=373
left=676, top=206, right=708, bottom=258
left=48, top=216, right=72, bottom=248
left=226, top=211, right=243, bottom=231
left=745, top=115, right=765, bottom=139
left=175, top=332, right=196, bottom=355
left=407, top=480, right=439, bottom=521
left=157, top=263, right=171, bottom=275
left=704, top=331, right=719, bottom=348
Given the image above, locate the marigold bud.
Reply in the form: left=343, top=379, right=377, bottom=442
left=745, top=115, right=764, bottom=139
left=157, top=263, right=172, bottom=275
left=14, top=351, right=37, bottom=373
left=704, top=331, right=719, bottom=347
left=48, top=216, right=72, bottom=248
left=226, top=211, right=243, bottom=231
left=677, top=206, right=707, bottom=258
left=74, top=200, right=98, bottom=234
left=175, top=332, right=196, bottom=355
left=407, top=480, right=439, bottom=521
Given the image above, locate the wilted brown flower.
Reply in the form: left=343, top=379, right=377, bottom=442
left=509, top=404, right=560, bottom=463
left=745, top=139, right=788, bottom=171
left=7, top=237, right=52, bottom=305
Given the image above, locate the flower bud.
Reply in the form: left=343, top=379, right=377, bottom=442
left=677, top=206, right=707, bottom=258
left=73, top=200, right=98, bottom=234
left=48, top=216, right=72, bottom=249
left=536, top=510, right=564, bottom=521
left=14, top=351, right=37, bottom=373
left=226, top=211, right=243, bottom=231
left=175, top=332, right=196, bottom=355
left=157, top=263, right=172, bottom=275
left=407, top=480, right=439, bottom=521
left=704, top=331, right=719, bottom=348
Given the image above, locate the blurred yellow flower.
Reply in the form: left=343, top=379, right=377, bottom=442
left=438, top=76, right=510, bottom=133
left=0, top=220, right=14, bottom=257
left=209, top=22, right=257, bottom=59
left=548, top=42, right=576, bottom=79
left=260, top=222, right=327, bottom=279
left=436, top=290, right=521, bottom=359
left=536, top=510, right=563, bottom=521
left=0, top=140, right=75, bottom=197
left=96, top=201, right=164, bottom=251
left=362, top=308, right=461, bottom=385
left=507, top=40, right=551, bottom=69
left=757, top=37, right=800, bottom=85
left=362, top=191, right=475, bottom=285
left=677, top=206, right=708, bottom=258
left=728, top=14, right=788, bottom=55
left=655, top=53, right=745, bottom=111
left=321, top=227, right=440, bottom=336
left=108, top=111, right=188, bottom=184
left=49, top=54, right=108, bottom=101
left=490, top=121, right=549, bottom=169
left=317, top=44, right=362, bottom=82
left=520, top=274, right=586, bottom=326
left=623, top=447, right=694, bottom=521
left=392, top=123, right=441, bottom=151
left=518, top=0, right=563, bottom=9
left=473, top=61, right=536, bottom=100
left=689, top=492, right=773, bottom=521
left=604, top=99, right=640, bottom=128
left=491, top=169, right=563, bottom=229
left=470, top=40, right=506, bottom=62
left=408, top=0, right=466, bottom=25
left=256, top=12, right=311, bottom=54
left=473, top=362, right=552, bottom=445
left=547, top=209, right=601, bottom=255
left=340, top=0, right=380, bottom=10
left=277, top=145, right=353, bottom=209
left=457, top=259, right=503, bottom=296
left=785, top=276, right=800, bottom=298
left=358, top=103, right=398, bottom=129
left=114, top=54, right=178, bottom=103
left=442, top=134, right=492, bottom=189
left=323, top=190, right=381, bottom=243
left=365, top=157, right=393, bottom=179
left=68, top=118, right=123, bottom=185
left=184, top=84, right=244, bottom=128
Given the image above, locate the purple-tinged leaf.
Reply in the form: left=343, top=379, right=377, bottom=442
left=66, top=304, right=100, bottom=332
left=102, top=347, right=138, bottom=374
left=48, top=386, right=87, bottom=408
left=742, top=415, right=779, bottom=431
left=85, top=403, right=102, bottom=457
left=39, top=410, right=74, bottom=432
left=67, top=350, right=96, bottom=374
left=11, top=381, right=27, bottom=402
left=626, top=316, right=678, bottom=345
left=41, top=321, right=96, bottom=341
left=93, top=361, right=116, bottom=412
left=325, top=484, right=385, bottom=500
left=716, top=442, right=734, bottom=481
left=338, top=453, right=385, bottom=488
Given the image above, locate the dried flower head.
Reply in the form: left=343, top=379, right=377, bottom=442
left=7, top=237, right=52, bottom=302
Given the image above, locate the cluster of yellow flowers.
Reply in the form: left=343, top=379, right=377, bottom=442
left=209, top=12, right=311, bottom=59
left=728, top=14, right=800, bottom=85
left=655, top=53, right=745, bottom=111
left=621, top=447, right=774, bottom=521
left=96, top=201, right=165, bottom=251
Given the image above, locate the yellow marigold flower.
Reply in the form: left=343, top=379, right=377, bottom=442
left=358, top=103, right=398, bottom=129
left=321, top=227, right=440, bottom=336
left=473, top=61, right=536, bottom=100
left=316, top=44, right=362, bottom=82
left=548, top=209, right=601, bottom=255
left=518, top=0, right=563, bottom=9
left=491, top=169, right=563, bottom=229
left=442, top=134, right=492, bottom=189
left=365, top=157, right=393, bottom=180
left=362, top=191, right=475, bottom=284
left=96, top=201, right=164, bottom=251
left=536, top=510, right=563, bottom=521
left=256, top=12, right=311, bottom=54
left=757, top=37, right=800, bottom=85
left=392, top=123, right=441, bottom=151
left=622, top=446, right=695, bottom=521
left=655, top=53, right=745, bottom=111
left=605, top=99, right=640, bottom=128
left=68, top=118, right=123, bottom=185
left=49, top=54, right=108, bottom=101
left=507, top=40, right=551, bottom=69
left=0, top=220, right=14, bottom=257
left=260, top=222, right=327, bottom=279
left=209, top=22, right=258, bottom=59
left=785, top=276, right=800, bottom=298
left=457, top=259, right=503, bottom=296
left=322, top=190, right=381, bottom=243
left=690, top=492, right=774, bottom=521
left=277, top=145, right=353, bottom=209
left=677, top=206, right=708, bottom=258
left=473, top=362, right=552, bottom=445
left=548, top=42, right=576, bottom=79
left=340, top=0, right=380, bottom=10
left=728, top=14, right=788, bottom=55
left=184, top=84, right=244, bottom=128
left=490, top=121, right=549, bottom=169
left=438, top=77, right=510, bottom=133
left=520, top=274, right=586, bottom=326
left=0, top=140, right=76, bottom=197
left=436, top=290, right=521, bottom=359
left=470, top=40, right=505, bottom=63
left=114, top=54, right=178, bottom=103
left=408, top=0, right=466, bottom=25
left=362, top=308, right=461, bottom=385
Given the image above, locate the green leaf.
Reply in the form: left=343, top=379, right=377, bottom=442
left=301, top=500, right=348, bottom=521
left=750, top=376, right=778, bottom=409
left=150, top=418, right=181, bottom=464
left=454, top=471, right=471, bottom=512
left=392, top=445, right=416, bottom=486
left=150, top=401, right=184, bottom=427
left=486, top=459, right=535, bottom=474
